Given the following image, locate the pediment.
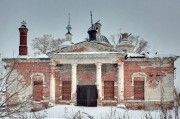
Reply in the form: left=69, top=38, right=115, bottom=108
left=54, top=41, right=114, bottom=53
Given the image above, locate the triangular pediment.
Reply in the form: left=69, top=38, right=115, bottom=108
left=46, top=41, right=125, bottom=59
left=53, top=41, right=114, bottom=53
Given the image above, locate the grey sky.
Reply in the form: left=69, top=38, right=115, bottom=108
left=0, top=0, right=180, bottom=88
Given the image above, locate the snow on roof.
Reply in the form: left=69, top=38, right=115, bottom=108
left=18, top=54, right=49, bottom=59
left=146, top=53, right=179, bottom=59
left=55, top=52, right=121, bottom=55
left=61, top=40, right=74, bottom=46
left=3, top=54, right=49, bottom=59
left=127, top=53, right=145, bottom=58
left=2, top=54, right=50, bottom=59
left=127, top=52, right=179, bottom=59
left=140, top=51, right=179, bottom=59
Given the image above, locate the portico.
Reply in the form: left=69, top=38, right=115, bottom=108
left=51, top=52, right=124, bottom=106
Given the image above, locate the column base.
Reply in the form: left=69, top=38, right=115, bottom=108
left=97, top=98, right=102, bottom=106
left=70, top=100, right=77, bottom=106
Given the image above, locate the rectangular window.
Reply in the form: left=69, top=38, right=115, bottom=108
left=33, top=81, right=43, bottom=101
left=104, top=81, right=114, bottom=100
left=134, top=81, right=144, bottom=100
left=62, top=81, right=71, bottom=100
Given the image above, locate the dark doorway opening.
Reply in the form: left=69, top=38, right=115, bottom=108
left=77, top=85, right=98, bottom=107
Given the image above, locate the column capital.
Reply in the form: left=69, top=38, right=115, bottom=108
left=72, top=63, right=77, bottom=66
left=118, top=62, right=124, bottom=66
left=96, top=62, right=102, bottom=66
left=49, top=61, right=56, bottom=66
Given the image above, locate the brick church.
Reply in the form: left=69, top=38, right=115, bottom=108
left=3, top=17, right=179, bottom=110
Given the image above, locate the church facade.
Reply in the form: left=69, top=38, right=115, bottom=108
left=3, top=20, right=179, bottom=110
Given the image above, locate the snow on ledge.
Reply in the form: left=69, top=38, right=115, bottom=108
left=17, top=54, right=49, bottom=59
left=146, top=53, right=179, bottom=59
left=127, top=53, right=179, bottom=59
left=127, top=53, right=145, bottom=58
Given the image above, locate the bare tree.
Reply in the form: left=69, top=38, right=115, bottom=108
left=31, top=34, right=65, bottom=55
left=128, top=35, right=148, bottom=54
left=110, top=35, right=116, bottom=47
left=0, top=57, right=32, bottom=118
left=50, top=38, right=66, bottom=51
left=110, top=33, right=148, bottom=53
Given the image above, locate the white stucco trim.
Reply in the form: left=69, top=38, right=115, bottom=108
left=131, top=72, right=147, bottom=86
left=50, top=73, right=55, bottom=103
left=30, top=73, right=45, bottom=86
left=96, top=62, right=102, bottom=101
left=118, top=62, right=124, bottom=101
left=71, top=63, right=77, bottom=101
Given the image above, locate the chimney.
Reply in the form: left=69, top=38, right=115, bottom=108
left=121, top=33, right=129, bottom=41
left=19, top=21, right=28, bottom=55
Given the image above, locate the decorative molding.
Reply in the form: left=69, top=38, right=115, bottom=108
left=131, top=72, right=147, bottom=86
left=30, top=73, right=45, bottom=86
left=54, top=53, right=121, bottom=59
left=57, top=41, right=113, bottom=53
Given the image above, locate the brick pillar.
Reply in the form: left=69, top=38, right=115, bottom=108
left=96, top=62, right=102, bottom=105
left=71, top=63, right=77, bottom=104
left=118, top=62, right=124, bottom=101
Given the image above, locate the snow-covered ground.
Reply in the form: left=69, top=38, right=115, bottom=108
left=22, top=105, right=179, bottom=119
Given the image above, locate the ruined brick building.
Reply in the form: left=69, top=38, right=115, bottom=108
left=3, top=18, right=179, bottom=110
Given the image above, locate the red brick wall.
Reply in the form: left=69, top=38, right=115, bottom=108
left=5, top=57, right=175, bottom=107
left=68, top=47, right=87, bottom=52
left=77, top=64, right=96, bottom=85
left=7, top=60, right=51, bottom=102
left=55, top=64, right=71, bottom=103
left=102, top=64, right=118, bottom=100
left=124, top=58, right=174, bottom=100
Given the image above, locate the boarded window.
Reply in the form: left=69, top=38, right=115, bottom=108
left=104, top=81, right=114, bottom=100
left=62, top=81, right=71, bottom=100
left=33, top=81, right=43, bottom=101
left=134, top=81, right=144, bottom=100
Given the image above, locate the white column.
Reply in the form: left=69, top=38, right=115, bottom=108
left=50, top=63, right=56, bottom=104
left=118, top=62, right=124, bottom=101
left=96, top=63, right=102, bottom=101
left=50, top=74, right=55, bottom=103
left=71, top=63, right=77, bottom=101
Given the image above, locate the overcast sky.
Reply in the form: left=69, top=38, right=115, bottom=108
left=0, top=0, right=180, bottom=88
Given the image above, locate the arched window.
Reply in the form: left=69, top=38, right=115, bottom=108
left=30, top=73, right=45, bottom=101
